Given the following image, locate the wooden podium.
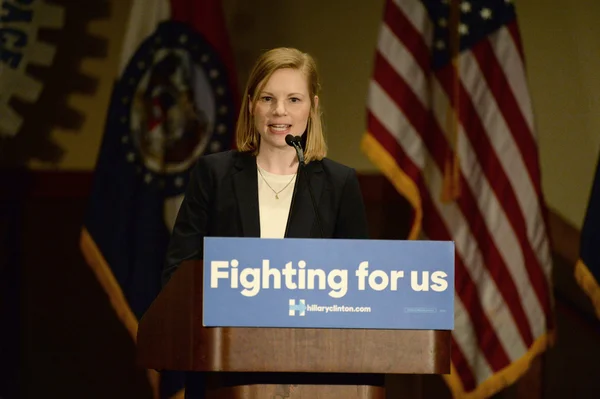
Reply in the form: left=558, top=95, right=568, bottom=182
left=137, top=260, right=451, bottom=398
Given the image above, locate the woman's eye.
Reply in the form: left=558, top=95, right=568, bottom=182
left=261, top=96, right=272, bottom=102
left=290, top=97, right=300, bottom=103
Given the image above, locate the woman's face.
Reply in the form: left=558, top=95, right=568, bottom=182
left=250, top=68, right=317, bottom=151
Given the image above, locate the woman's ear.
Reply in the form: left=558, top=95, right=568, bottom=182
left=313, top=95, right=319, bottom=110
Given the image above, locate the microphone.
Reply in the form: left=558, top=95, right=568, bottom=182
left=285, top=134, right=324, bottom=238
left=285, top=134, right=304, bottom=165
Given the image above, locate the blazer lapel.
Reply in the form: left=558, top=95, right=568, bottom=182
left=232, top=152, right=261, bottom=237
left=285, top=161, right=325, bottom=238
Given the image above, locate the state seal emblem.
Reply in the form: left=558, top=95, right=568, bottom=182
left=112, top=20, right=235, bottom=196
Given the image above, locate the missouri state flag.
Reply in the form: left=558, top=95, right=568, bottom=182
left=80, top=0, right=238, bottom=397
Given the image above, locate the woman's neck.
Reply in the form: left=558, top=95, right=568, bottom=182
left=256, top=146, right=299, bottom=175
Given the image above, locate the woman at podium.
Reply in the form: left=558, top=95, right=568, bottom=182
left=162, top=47, right=369, bottom=398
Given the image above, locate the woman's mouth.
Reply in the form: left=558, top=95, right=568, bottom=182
left=268, top=124, right=292, bottom=134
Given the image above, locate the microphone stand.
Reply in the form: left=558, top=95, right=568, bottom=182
left=290, top=139, right=324, bottom=238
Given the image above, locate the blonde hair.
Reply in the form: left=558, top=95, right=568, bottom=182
left=235, top=47, right=327, bottom=162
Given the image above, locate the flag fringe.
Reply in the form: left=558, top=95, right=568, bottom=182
left=360, top=132, right=422, bottom=240
left=443, top=332, right=554, bottom=399
left=80, top=228, right=138, bottom=338
left=574, top=259, right=600, bottom=319
left=360, top=132, right=555, bottom=398
left=79, top=228, right=162, bottom=398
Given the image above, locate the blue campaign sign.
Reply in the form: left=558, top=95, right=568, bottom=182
left=202, top=237, right=454, bottom=330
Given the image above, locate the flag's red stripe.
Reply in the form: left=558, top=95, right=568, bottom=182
left=170, top=0, right=234, bottom=65
left=367, top=111, right=421, bottom=182
left=503, top=23, right=555, bottom=314
left=507, top=20, right=526, bottom=64
left=435, top=65, right=553, bottom=324
left=366, top=109, right=420, bottom=240
left=451, top=335, right=477, bottom=391
left=374, top=56, right=536, bottom=347
left=419, top=182, right=511, bottom=371
left=367, top=109, right=510, bottom=372
left=471, top=37, right=543, bottom=198
left=384, top=0, right=431, bottom=72
left=485, top=25, right=554, bottom=269
left=454, top=176, right=535, bottom=346
left=505, top=20, right=554, bottom=330
left=169, top=0, right=239, bottom=112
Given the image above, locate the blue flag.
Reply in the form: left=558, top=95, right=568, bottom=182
left=576, top=151, right=600, bottom=319
left=80, top=0, right=238, bottom=396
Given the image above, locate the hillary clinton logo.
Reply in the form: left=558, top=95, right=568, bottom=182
left=113, top=21, right=235, bottom=196
left=288, top=299, right=306, bottom=316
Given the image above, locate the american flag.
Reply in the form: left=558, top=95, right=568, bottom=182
left=362, top=0, right=554, bottom=397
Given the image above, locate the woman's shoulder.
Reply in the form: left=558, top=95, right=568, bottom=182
left=195, top=150, right=251, bottom=170
left=198, top=149, right=235, bottom=165
left=319, top=157, right=357, bottom=176
left=316, top=157, right=358, bottom=187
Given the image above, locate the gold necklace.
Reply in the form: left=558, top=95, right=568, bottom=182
left=257, top=167, right=296, bottom=199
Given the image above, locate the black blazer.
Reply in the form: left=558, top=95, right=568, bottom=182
left=163, top=150, right=369, bottom=284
